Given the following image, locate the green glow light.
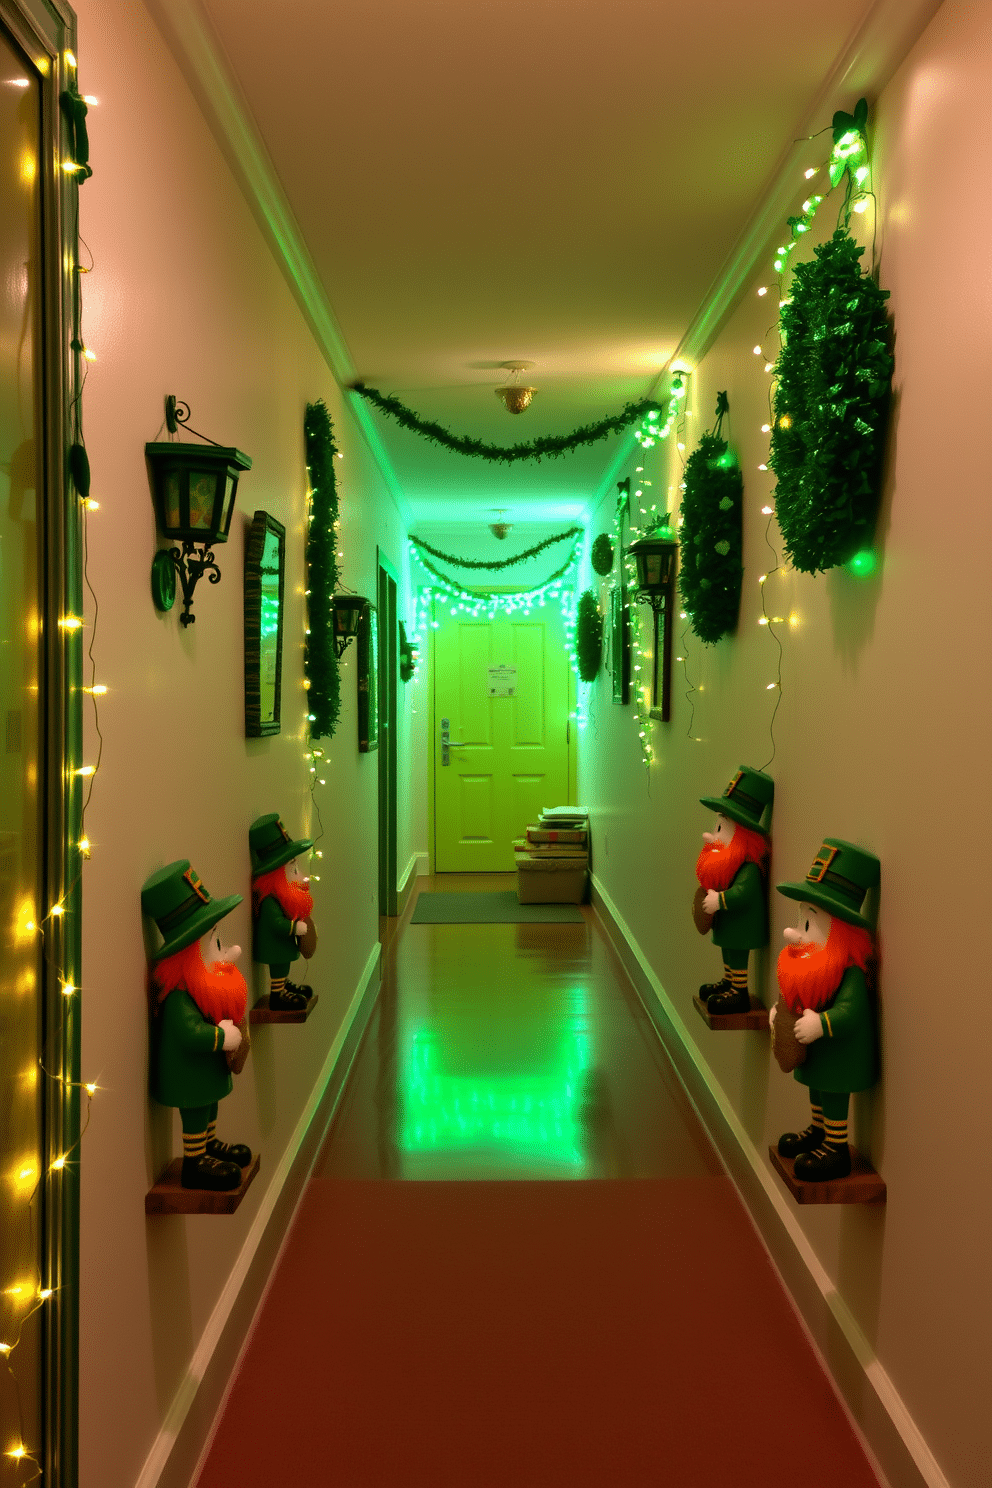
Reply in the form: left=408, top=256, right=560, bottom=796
left=399, top=1009, right=592, bottom=1168
left=848, top=549, right=877, bottom=577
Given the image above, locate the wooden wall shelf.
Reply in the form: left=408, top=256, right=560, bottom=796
left=769, top=1147, right=886, bottom=1205
left=250, top=992, right=319, bottom=1025
left=145, top=1153, right=260, bottom=1215
left=693, top=994, right=769, bottom=1031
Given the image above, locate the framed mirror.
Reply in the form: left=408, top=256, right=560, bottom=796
left=358, top=601, right=379, bottom=752
left=244, top=510, right=286, bottom=736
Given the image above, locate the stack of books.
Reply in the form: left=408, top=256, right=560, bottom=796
left=513, top=807, right=589, bottom=903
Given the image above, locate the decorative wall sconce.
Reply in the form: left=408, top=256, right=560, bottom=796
left=629, top=519, right=679, bottom=723
left=331, top=594, right=368, bottom=658
left=146, top=395, right=252, bottom=627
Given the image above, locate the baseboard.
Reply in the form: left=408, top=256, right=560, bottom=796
left=395, top=853, right=420, bottom=917
left=135, top=941, right=382, bottom=1488
left=590, top=875, right=949, bottom=1488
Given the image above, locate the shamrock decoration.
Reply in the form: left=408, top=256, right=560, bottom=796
left=828, top=97, right=869, bottom=189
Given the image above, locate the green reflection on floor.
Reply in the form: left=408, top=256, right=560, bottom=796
left=399, top=994, right=592, bottom=1168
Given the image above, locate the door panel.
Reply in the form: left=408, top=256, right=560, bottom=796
left=433, top=605, right=572, bottom=871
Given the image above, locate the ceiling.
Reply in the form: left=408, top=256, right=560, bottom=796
left=199, top=0, right=882, bottom=525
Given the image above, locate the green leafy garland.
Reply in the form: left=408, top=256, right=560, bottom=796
left=770, top=228, right=892, bottom=573
left=575, top=591, right=603, bottom=682
left=409, top=526, right=581, bottom=571
left=303, top=401, right=342, bottom=739
left=590, top=534, right=614, bottom=575
left=414, top=543, right=579, bottom=596
left=350, top=382, right=660, bottom=463
left=679, top=394, right=744, bottom=643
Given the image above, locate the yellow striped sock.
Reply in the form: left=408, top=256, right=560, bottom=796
left=183, top=1131, right=208, bottom=1159
left=823, top=1118, right=848, bottom=1148
left=270, top=976, right=286, bottom=995
left=206, top=1121, right=216, bottom=1144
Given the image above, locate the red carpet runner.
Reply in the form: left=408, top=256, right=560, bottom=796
left=195, top=1175, right=880, bottom=1486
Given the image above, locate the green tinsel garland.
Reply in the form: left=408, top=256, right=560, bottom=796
left=415, top=543, right=578, bottom=596
left=679, top=398, right=744, bottom=644
left=409, top=526, right=581, bottom=571
left=351, top=383, right=660, bottom=463
left=575, top=591, right=603, bottom=682
left=590, top=534, right=614, bottom=576
left=304, top=401, right=341, bottom=739
left=770, top=228, right=893, bottom=573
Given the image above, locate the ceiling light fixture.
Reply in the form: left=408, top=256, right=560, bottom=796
left=495, top=361, right=536, bottom=415
left=489, top=509, right=512, bottom=540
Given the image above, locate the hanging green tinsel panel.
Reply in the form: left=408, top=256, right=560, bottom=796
left=304, top=400, right=341, bottom=740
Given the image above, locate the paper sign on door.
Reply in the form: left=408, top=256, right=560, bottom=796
left=487, top=665, right=517, bottom=697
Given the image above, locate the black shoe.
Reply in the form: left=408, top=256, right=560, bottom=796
left=778, top=1124, right=825, bottom=1159
left=706, top=986, right=751, bottom=1015
left=793, top=1143, right=851, bottom=1182
left=699, top=979, right=730, bottom=1000
left=207, top=1138, right=252, bottom=1168
left=285, top=979, right=313, bottom=1001
left=270, top=984, right=309, bottom=1012
left=181, top=1154, right=242, bottom=1191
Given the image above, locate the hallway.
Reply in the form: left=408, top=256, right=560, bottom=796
left=193, top=877, right=881, bottom=1487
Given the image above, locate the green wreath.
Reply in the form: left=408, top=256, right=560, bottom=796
left=590, top=534, right=614, bottom=576
left=304, top=401, right=342, bottom=739
left=679, top=398, right=744, bottom=644
left=575, top=591, right=603, bottom=682
left=770, top=228, right=893, bottom=573
left=350, top=383, right=660, bottom=463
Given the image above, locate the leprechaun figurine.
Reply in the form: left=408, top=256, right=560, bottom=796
left=249, top=813, right=317, bottom=1013
left=771, top=839, right=880, bottom=1182
left=694, top=766, right=774, bottom=1015
left=142, top=860, right=253, bottom=1192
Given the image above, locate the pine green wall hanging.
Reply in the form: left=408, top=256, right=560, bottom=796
left=303, top=400, right=342, bottom=739
left=575, top=590, right=603, bottom=681
left=679, top=393, right=743, bottom=644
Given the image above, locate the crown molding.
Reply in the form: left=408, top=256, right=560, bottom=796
left=143, top=0, right=412, bottom=525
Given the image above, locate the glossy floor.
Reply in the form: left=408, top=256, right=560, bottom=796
left=195, top=875, right=881, bottom=1488
left=317, top=873, right=721, bottom=1182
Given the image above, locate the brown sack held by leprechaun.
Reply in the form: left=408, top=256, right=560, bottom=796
left=142, top=861, right=255, bottom=1192
left=694, top=766, right=774, bottom=1015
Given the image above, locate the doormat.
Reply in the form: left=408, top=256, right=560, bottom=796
left=410, top=890, right=584, bottom=925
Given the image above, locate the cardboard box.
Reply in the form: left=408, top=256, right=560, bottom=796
left=514, top=850, right=588, bottom=904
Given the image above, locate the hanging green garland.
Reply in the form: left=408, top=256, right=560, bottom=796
left=679, top=394, right=744, bottom=644
left=575, top=591, right=603, bottom=682
left=413, top=543, right=579, bottom=595
left=770, top=242, right=892, bottom=573
left=409, top=527, right=581, bottom=571
left=350, top=382, right=660, bottom=463
left=590, top=534, right=614, bottom=575
left=304, top=400, right=342, bottom=739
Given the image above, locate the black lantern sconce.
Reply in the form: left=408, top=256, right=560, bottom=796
left=331, top=594, right=368, bottom=659
left=628, top=518, right=680, bottom=723
left=146, top=396, right=252, bottom=627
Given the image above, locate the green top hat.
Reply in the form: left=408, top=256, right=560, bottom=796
left=249, top=813, right=313, bottom=877
left=141, top=860, right=242, bottom=962
left=777, top=838, right=880, bottom=929
left=700, top=766, right=774, bottom=836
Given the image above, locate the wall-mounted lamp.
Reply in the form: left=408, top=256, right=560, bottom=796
left=628, top=518, right=679, bottom=723
left=331, top=595, right=368, bottom=659
left=146, top=396, right=252, bottom=626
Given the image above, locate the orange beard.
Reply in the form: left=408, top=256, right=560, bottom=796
left=252, top=865, right=313, bottom=922
left=695, top=824, right=768, bottom=892
left=152, top=939, right=248, bottom=1024
left=776, top=917, right=873, bottom=1012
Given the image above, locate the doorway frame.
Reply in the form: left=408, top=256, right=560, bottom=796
left=1, top=0, right=83, bottom=1480
left=377, top=550, right=398, bottom=915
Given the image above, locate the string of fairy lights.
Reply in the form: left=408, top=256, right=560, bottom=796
left=2, top=50, right=103, bottom=1481
left=604, top=110, right=877, bottom=773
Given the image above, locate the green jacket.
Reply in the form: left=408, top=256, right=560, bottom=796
left=711, top=860, right=768, bottom=950
left=794, top=965, right=877, bottom=1094
left=151, top=987, right=233, bottom=1109
left=253, top=892, right=300, bottom=967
